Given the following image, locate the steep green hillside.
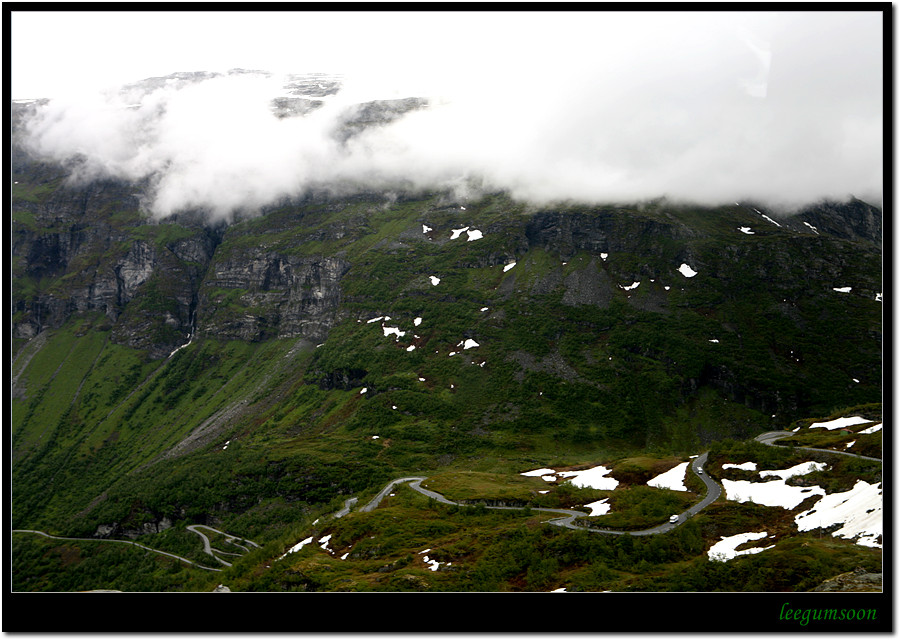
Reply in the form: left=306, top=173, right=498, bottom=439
left=10, top=159, right=882, bottom=592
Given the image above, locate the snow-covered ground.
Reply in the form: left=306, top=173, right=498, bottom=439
left=722, top=462, right=757, bottom=471
left=583, top=498, right=611, bottom=516
left=722, top=478, right=825, bottom=509
left=721, top=455, right=882, bottom=548
left=277, top=536, right=313, bottom=560
left=794, top=480, right=882, bottom=548
left=758, top=461, right=828, bottom=481
left=859, top=423, right=882, bottom=435
left=678, top=263, right=697, bottom=278
left=520, top=464, right=620, bottom=490
left=647, top=462, right=689, bottom=492
left=808, top=416, right=870, bottom=430
left=708, top=531, right=774, bottom=562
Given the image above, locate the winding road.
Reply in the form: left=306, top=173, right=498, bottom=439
left=354, top=451, right=719, bottom=537
left=17, top=429, right=881, bottom=572
left=185, top=524, right=260, bottom=567
left=12, top=529, right=225, bottom=572
left=13, top=524, right=261, bottom=573
left=755, top=430, right=883, bottom=462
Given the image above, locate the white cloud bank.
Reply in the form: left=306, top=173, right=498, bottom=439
left=13, top=10, right=883, bottom=221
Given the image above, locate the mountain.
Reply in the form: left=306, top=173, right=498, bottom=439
left=9, top=85, right=883, bottom=597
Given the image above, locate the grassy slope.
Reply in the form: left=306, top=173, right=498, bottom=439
left=11, top=190, right=882, bottom=591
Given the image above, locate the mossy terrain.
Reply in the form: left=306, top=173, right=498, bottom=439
left=10, top=172, right=882, bottom=592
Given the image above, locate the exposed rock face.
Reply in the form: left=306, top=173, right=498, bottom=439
left=793, top=198, right=882, bottom=247
left=561, top=259, right=615, bottom=308
left=525, top=209, right=691, bottom=259
left=812, top=568, right=883, bottom=592
left=199, top=250, right=351, bottom=343
left=93, top=517, right=173, bottom=540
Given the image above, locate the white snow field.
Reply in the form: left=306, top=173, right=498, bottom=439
left=583, top=498, right=611, bottom=516
left=556, top=465, right=620, bottom=490
left=758, top=461, right=828, bottom=481
left=520, top=468, right=556, bottom=477
left=722, top=462, right=757, bottom=471
left=722, top=478, right=826, bottom=509
left=794, top=480, right=882, bottom=548
left=708, top=531, right=775, bottom=562
left=520, top=464, right=620, bottom=490
left=808, top=416, right=870, bottom=430
left=277, top=536, right=313, bottom=560
left=647, top=462, right=689, bottom=492
left=859, top=423, right=882, bottom=435
left=678, top=263, right=698, bottom=278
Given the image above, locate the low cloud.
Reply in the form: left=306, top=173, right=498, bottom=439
left=17, top=12, right=882, bottom=221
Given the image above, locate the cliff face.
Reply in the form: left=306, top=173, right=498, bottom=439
left=198, top=250, right=350, bottom=343
left=12, top=154, right=882, bottom=365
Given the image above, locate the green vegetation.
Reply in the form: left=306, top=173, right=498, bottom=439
left=11, top=181, right=882, bottom=592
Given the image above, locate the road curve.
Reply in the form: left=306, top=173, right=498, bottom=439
left=353, top=452, right=720, bottom=537
left=755, top=431, right=882, bottom=462
left=12, top=529, right=224, bottom=572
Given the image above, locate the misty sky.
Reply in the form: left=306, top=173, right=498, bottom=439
left=11, top=9, right=884, bottom=219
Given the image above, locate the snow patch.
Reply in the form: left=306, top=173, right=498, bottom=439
left=723, top=462, right=757, bottom=471
left=759, top=461, right=828, bottom=480
left=620, top=281, right=640, bottom=291
left=383, top=326, right=406, bottom=340
left=583, top=498, right=611, bottom=516
left=794, top=480, right=882, bottom=547
left=647, top=462, right=690, bottom=492
left=450, top=226, right=469, bottom=240
left=429, top=276, right=441, bottom=286
left=466, top=229, right=483, bottom=241
left=722, top=478, right=825, bottom=509
left=708, top=532, right=774, bottom=562
left=858, top=423, right=882, bottom=435
left=678, top=263, right=698, bottom=278
left=756, top=210, right=782, bottom=227
left=832, top=286, right=852, bottom=293
left=503, top=262, right=517, bottom=272
left=557, top=465, right=620, bottom=490
left=278, top=536, right=314, bottom=559
left=809, top=416, right=870, bottom=431
left=738, top=227, right=755, bottom=235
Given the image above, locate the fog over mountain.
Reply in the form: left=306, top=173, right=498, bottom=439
left=13, top=10, right=883, bottom=221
